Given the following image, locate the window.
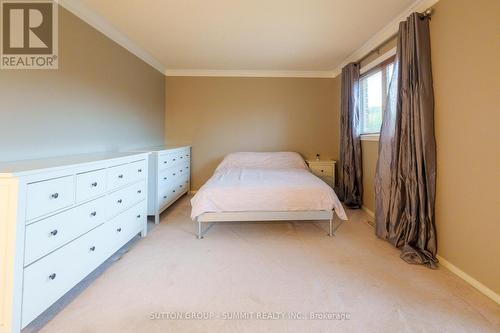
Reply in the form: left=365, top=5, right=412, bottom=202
left=359, top=59, right=395, bottom=135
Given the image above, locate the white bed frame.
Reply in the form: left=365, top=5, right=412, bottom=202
left=195, top=210, right=336, bottom=239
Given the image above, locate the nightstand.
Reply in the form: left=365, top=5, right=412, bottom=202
left=306, top=160, right=336, bottom=188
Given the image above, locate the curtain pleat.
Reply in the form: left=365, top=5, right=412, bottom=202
left=374, top=13, right=438, bottom=268
left=339, top=63, right=363, bottom=208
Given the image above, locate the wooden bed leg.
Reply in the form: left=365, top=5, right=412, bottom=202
left=328, top=218, right=334, bottom=237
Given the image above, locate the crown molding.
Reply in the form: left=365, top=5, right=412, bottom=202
left=56, top=0, right=440, bottom=78
left=55, top=0, right=166, bottom=74
left=331, top=0, right=441, bottom=77
left=164, top=69, right=335, bottom=78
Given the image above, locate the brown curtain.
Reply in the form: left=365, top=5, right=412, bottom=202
left=338, top=63, right=363, bottom=208
left=374, top=13, right=438, bottom=268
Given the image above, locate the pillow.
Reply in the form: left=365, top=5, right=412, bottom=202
left=215, top=152, right=308, bottom=171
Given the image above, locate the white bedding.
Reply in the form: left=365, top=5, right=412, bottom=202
left=191, top=152, right=347, bottom=221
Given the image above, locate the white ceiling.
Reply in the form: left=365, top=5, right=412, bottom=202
left=69, top=0, right=419, bottom=75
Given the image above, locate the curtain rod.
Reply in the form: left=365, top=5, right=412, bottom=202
left=356, top=7, right=434, bottom=65
left=421, top=8, right=434, bottom=18
left=357, top=34, right=397, bottom=65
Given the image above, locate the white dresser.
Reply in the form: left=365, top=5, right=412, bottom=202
left=0, top=152, right=149, bottom=333
left=133, top=146, right=191, bottom=223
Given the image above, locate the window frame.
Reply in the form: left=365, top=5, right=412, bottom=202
left=359, top=51, right=396, bottom=141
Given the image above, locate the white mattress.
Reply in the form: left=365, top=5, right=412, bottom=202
left=190, top=152, right=347, bottom=221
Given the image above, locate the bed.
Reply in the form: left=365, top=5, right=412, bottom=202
left=191, top=152, right=348, bottom=238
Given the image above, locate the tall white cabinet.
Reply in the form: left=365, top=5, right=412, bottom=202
left=0, top=152, right=149, bottom=333
left=134, top=146, right=191, bottom=223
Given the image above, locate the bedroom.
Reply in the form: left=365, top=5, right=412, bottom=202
left=0, top=0, right=499, bottom=332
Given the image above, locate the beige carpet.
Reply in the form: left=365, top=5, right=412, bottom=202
left=39, top=195, right=499, bottom=333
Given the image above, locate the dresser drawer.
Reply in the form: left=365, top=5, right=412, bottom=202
left=158, top=169, right=175, bottom=190
left=76, top=169, right=107, bottom=203
left=106, top=200, right=145, bottom=254
left=159, top=175, right=188, bottom=207
left=158, top=149, right=190, bottom=169
left=22, top=222, right=110, bottom=327
left=106, top=181, right=146, bottom=219
left=26, top=176, right=75, bottom=221
left=176, top=162, right=189, bottom=178
left=182, top=149, right=191, bottom=161
left=158, top=152, right=179, bottom=169
left=169, top=182, right=183, bottom=200
left=174, top=175, right=189, bottom=195
left=24, top=197, right=107, bottom=266
left=158, top=185, right=175, bottom=209
left=106, top=163, right=130, bottom=190
left=176, top=147, right=190, bottom=159
left=158, top=162, right=188, bottom=186
left=128, top=160, right=147, bottom=183
left=169, top=161, right=190, bottom=177
left=107, top=160, right=146, bottom=191
left=157, top=193, right=172, bottom=210
left=310, top=165, right=333, bottom=178
left=177, top=149, right=190, bottom=164
left=162, top=164, right=185, bottom=180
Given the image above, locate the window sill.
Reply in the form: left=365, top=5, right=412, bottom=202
left=360, top=134, right=380, bottom=142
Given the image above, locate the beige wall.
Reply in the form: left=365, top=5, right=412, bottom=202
left=0, top=8, right=165, bottom=162
left=164, top=0, right=500, bottom=295
left=346, top=0, right=500, bottom=294
left=361, top=141, right=378, bottom=213
left=165, top=76, right=339, bottom=189
left=430, top=0, right=500, bottom=294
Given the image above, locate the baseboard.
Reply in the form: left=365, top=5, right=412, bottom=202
left=437, top=255, right=499, bottom=305
left=361, top=205, right=375, bottom=218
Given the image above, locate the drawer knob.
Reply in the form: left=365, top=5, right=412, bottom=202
left=185, top=181, right=188, bottom=184
left=117, top=228, right=122, bottom=232
left=136, top=214, right=141, bottom=218
left=49, top=273, right=56, bottom=280
left=118, top=174, right=124, bottom=179
left=117, top=199, right=123, bottom=204
left=91, top=182, right=98, bottom=187
left=90, top=246, right=96, bottom=251
left=163, top=161, right=167, bottom=164
left=50, top=193, right=59, bottom=199
left=50, top=229, right=58, bottom=236
left=180, top=169, right=183, bottom=172
left=163, top=195, right=167, bottom=199
left=173, top=158, right=176, bottom=161
left=137, top=190, right=142, bottom=194
left=172, top=190, right=176, bottom=193
left=163, top=177, right=167, bottom=180
left=179, top=185, right=182, bottom=188
left=90, top=211, right=97, bottom=217
left=138, top=169, right=142, bottom=172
